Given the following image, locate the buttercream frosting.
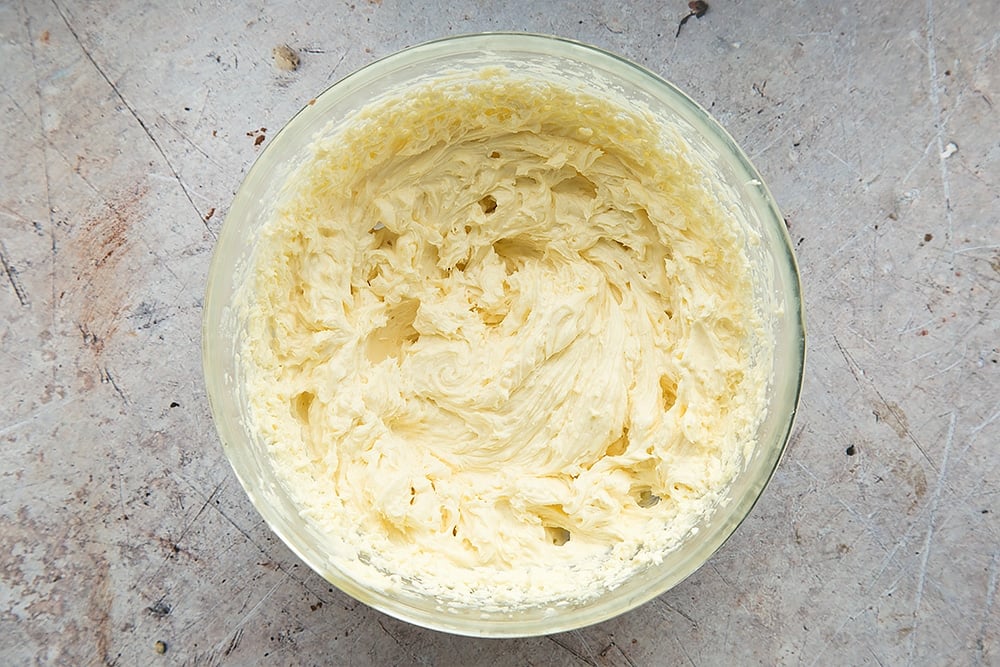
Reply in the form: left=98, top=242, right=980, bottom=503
left=240, top=67, right=769, bottom=610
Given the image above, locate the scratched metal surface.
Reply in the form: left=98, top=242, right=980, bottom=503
left=1, top=0, right=997, bottom=664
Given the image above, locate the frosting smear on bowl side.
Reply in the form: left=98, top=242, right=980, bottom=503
left=241, top=67, right=768, bottom=610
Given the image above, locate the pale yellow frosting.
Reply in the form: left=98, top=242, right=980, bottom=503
left=241, top=67, right=768, bottom=610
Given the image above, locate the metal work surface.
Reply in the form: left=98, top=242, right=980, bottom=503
left=2, top=1, right=997, bottom=664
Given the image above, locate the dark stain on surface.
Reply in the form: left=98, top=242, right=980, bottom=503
left=68, top=183, right=148, bottom=358
left=147, top=599, right=171, bottom=618
left=876, top=401, right=912, bottom=441
left=87, top=555, right=114, bottom=664
left=892, top=456, right=929, bottom=514
left=128, top=300, right=171, bottom=331
left=0, top=496, right=121, bottom=663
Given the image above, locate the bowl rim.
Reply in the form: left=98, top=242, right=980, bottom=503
left=203, top=31, right=806, bottom=637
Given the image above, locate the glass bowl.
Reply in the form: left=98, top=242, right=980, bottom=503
left=202, top=33, right=805, bottom=637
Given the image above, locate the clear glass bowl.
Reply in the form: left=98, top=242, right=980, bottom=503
left=202, top=33, right=805, bottom=637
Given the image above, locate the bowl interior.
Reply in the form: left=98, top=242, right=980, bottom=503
left=203, top=33, right=805, bottom=637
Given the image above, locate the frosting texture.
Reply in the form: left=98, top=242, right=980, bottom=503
left=241, top=68, right=767, bottom=608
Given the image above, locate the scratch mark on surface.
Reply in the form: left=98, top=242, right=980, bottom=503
left=924, top=0, right=954, bottom=254
left=709, top=561, right=739, bottom=591
left=327, top=49, right=348, bottom=82
left=795, top=460, right=889, bottom=551
left=808, top=607, right=865, bottom=667
left=901, top=137, right=936, bottom=185
left=670, top=630, right=697, bottom=667
left=572, top=630, right=600, bottom=664
left=0, top=104, right=104, bottom=200
left=223, top=627, right=244, bottom=656
left=372, top=616, right=423, bottom=666
left=175, top=480, right=224, bottom=546
left=0, top=345, right=31, bottom=370
left=748, top=123, right=798, bottom=161
left=116, top=463, right=131, bottom=557
left=834, top=335, right=936, bottom=470
left=867, top=211, right=878, bottom=340
left=954, top=244, right=1000, bottom=255
left=49, top=0, right=216, bottom=238
left=20, top=0, right=58, bottom=392
left=652, top=597, right=699, bottom=627
left=177, top=474, right=332, bottom=605
left=611, top=641, right=638, bottom=667
left=796, top=627, right=810, bottom=667
left=908, top=411, right=956, bottom=663
left=919, top=356, right=963, bottom=383
left=100, top=367, right=129, bottom=405
left=0, top=204, right=36, bottom=225
left=897, top=313, right=939, bottom=335
left=192, top=87, right=211, bottom=129
left=0, top=241, right=30, bottom=306
left=144, top=172, right=213, bottom=206
left=977, top=551, right=999, bottom=665
left=234, top=578, right=284, bottom=629
left=376, top=619, right=404, bottom=648
left=966, top=404, right=1000, bottom=448
left=0, top=397, right=74, bottom=437
left=862, top=453, right=961, bottom=599
left=821, top=217, right=874, bottom=264
left=140, top=480, right=223, bottom=588
left=0, top=82, right=34, bottom=121
left=547, top=635, right=597, bottom=666
left=825, top=147, right=862, bottom=180
left=845, top=325, right=879, bottom=354
left=792, top=30, right=834, bottom=38
left=158, top=113, right=223, bottom=168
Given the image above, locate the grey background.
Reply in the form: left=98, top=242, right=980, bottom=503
left=1, top=0, right=997, bottom=664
